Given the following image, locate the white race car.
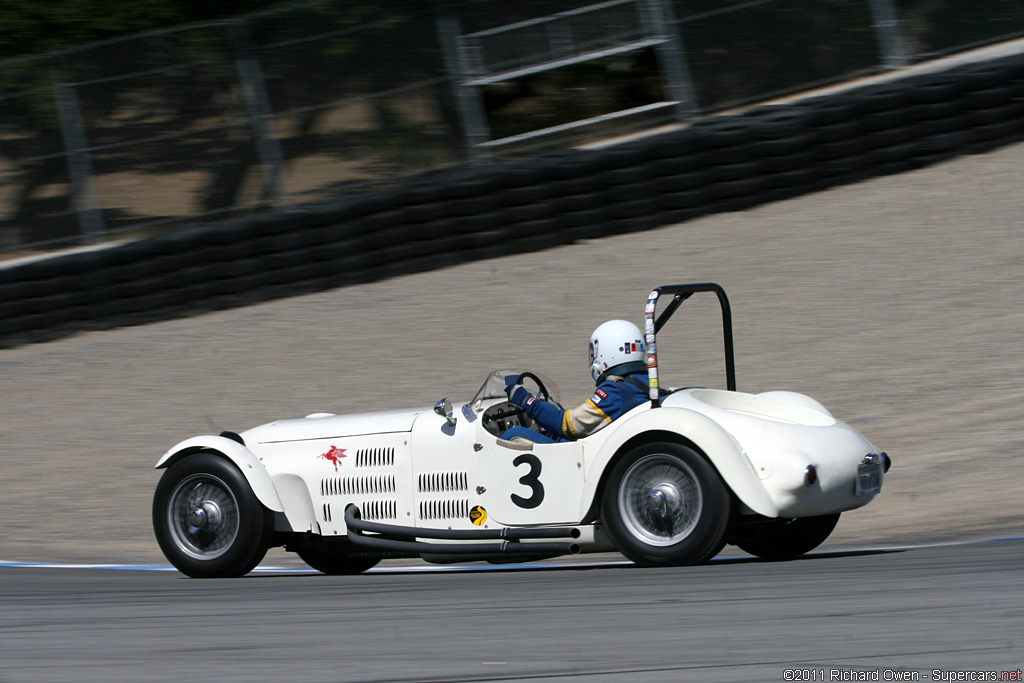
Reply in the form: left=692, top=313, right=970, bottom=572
left=153, top=283, right=890, bottom=577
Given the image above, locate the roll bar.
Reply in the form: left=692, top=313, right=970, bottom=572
left=644, top=283, right=736, bottom=407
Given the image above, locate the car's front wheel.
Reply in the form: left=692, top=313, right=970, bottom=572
left=153, top=452, right=274, bottom=578
left=732, top=513, right=840, bottom=560
left=601, top=442, right=730, bottom=567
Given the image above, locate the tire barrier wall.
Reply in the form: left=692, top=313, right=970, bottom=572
left=3, top=53, right=1024, bottom=347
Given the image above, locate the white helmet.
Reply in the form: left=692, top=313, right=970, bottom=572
left=589, top=320, right=645, bottom=382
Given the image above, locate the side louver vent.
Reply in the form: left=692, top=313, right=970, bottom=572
left=355, top=447, right=395, bottom=468
left=321, top=474, right=397, bottom=497
left=323, top=503, right=332, bottom=522
left=361, top=499, right=398, bottom=520
left=417, top=471, right=469, bottom=493
left=419, top=498, right=470, bottom=520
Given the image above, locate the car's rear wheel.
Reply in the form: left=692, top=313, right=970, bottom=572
left=732, top=513, right=840, bottom=560
left=601, top=442, right=730, bottom=566
left=296, top=546, right=380, bottom=575
left=153, top=452, right=273, bottom=578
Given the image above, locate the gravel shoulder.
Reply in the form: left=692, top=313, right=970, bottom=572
left=2, top=143, right=1023, bottom=564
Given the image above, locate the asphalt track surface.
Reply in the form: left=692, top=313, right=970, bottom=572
left=1, top=539, right=1021, bottom=683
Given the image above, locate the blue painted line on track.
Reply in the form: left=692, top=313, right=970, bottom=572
left=0, top=561, right=595, bottom=573
left=0, top=562, right=179, bottom=571
left=0, top=560, right=593, bottom=573
left=1, top=535, right=1019, bottom=573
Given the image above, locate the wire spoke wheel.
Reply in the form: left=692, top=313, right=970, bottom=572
left=602, top=442, right=730, bottom=567
left=618, top=455, right=703, bottom=546
left=167, top=474, right=240, bottom=560
left=153, top=452, right=273, bottom=578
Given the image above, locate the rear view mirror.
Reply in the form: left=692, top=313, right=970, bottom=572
left=433, top=398, right=456, bottom=426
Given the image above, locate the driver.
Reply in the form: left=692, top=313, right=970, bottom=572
left=502, top=320, right=649, bottom=444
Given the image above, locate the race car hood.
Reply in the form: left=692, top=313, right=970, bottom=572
left=240, top=407, right=425, bottom=445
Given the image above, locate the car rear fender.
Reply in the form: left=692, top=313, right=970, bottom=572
left=583, top=407, right=779, bottom=518
left=155, top=435, right=285, bottom=513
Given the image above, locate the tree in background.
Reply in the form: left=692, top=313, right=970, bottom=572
left=0, top=0, right=457, bottom=248
left=0, top=1, right=284, bottom=60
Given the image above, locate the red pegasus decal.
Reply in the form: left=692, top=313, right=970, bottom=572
left=318, top=446, right=347, bottom=471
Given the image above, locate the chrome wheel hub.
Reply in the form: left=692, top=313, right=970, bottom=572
left=167, top=473, right=240, bottom=560
left=187, top=501, right=223, bottom=530
left=619, top=454, right=702, bottom=546
left=647, top=485, right=680, bottom=518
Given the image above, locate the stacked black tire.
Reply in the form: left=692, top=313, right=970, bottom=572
left=3, top=53, right=1024, bottom=347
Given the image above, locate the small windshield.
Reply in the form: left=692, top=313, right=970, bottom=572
left=471, top=369, right=561, bottom=409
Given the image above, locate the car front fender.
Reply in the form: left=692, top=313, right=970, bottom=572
left=155, top=435, right=285, bottom=513
left=582, top=407, right=779, bottom=518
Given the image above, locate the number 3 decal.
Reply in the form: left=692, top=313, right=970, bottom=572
left=511, top=453, right=544, bottom=509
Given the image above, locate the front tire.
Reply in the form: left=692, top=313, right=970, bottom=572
left=153, top=452, right=274, bottom=578
left=732, top=513, right=840, bottom=560
left=601, top=442, right=731, bottom=567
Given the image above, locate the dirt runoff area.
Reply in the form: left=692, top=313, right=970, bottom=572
left=1, top=141, right=1022, bottom=566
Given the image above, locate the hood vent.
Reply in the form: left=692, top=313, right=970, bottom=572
left=418, top=471, right=468, bottom=493
left=322, top=474, right=397, bottom=497
left=324, top=500, right=397, bottom=522
left=361, top=499, right=398, bottom=520
left=419, top=498, right=470, bottom=521
left=355, top=447, right=395, bottom=468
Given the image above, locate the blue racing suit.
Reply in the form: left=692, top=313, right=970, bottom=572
left=504, top=369, right=650, bottom=444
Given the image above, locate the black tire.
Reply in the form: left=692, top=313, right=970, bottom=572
left=651, top=170, right=709, bottom=195
left=296, top=547, right=380, bottom=575
left=732, top=513, right=840, bottom=561
left=153, top=452, right=274, bottom=578
left=658, top=188, right=710, bottom=212
left=855, top=83, right=911, bottom=112
left=601, top=442, right=730, bottom=567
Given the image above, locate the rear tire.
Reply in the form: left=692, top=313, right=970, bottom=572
left=733, top=513, right=840, bottom=560
left=601, top=442, right=730, bottom=567
left=153, top=452, right=273, bottom=578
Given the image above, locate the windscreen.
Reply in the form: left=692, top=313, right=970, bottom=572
left=471, top=369, right=561, bottom=408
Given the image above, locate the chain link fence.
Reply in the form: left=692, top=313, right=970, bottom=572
left=1, top=0, right=1022, bottom=254
left=0, top=3, right=461, bottom=252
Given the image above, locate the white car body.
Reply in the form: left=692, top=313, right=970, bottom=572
left=158, top=386, right=878, bottom=533
left=152, top=284, right=889, bottom=577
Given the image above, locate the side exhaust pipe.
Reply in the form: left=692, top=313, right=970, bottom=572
left=344, top=505, right=581, bottom=556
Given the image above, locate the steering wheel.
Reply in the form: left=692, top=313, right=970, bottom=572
left=505, top=372, right=556, bottom=437
left=510, top=371, right=552, bottom=403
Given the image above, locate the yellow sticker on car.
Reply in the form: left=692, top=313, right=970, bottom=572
left=470, top=505, right=487, bottom=526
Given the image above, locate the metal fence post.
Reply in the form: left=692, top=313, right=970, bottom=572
left=54, top=63, right=105, bottom=244
left=434, top=6, right=493, bottom=161
left=229, top=19, right=289, bottom=205
left=868, top=0, right=911, bottom=68
left=641, top=0, right=698, bottom=120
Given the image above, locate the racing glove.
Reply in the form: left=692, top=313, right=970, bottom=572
left=508, top=386, right=536, bottom=413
